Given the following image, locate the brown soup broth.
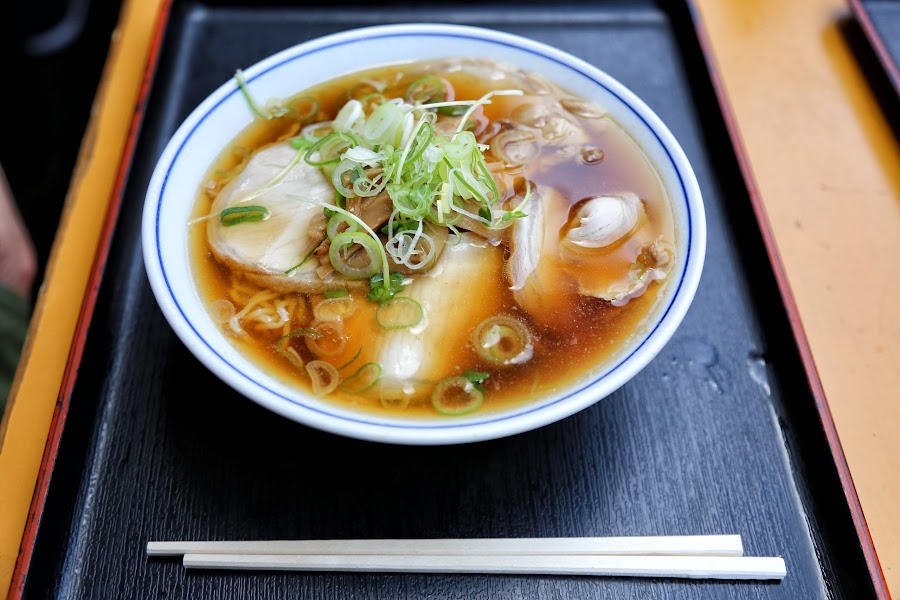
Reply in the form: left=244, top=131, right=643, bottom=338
left=190, top=61, right=674, bottom=418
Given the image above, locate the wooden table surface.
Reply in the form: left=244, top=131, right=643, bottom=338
left=0, top=0, right=897, bottom=597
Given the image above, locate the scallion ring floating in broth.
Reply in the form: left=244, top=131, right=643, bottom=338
left=471, top=316, right=534, bottom=366
left=340, top=362, right=383, bottom=393
left=431, top=376, right=484, bottom=416
left=305, top=321, right=347, bottom=357
left=306, top=360, right=340, bottom=395
left=286, top=95, right=319, bottom=122
left=405, top=76, right=448, bottom=105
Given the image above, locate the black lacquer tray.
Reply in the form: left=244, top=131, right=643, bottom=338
left=11, top=1, right=885, bottom=598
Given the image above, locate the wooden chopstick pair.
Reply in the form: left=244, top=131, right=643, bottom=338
left=147, top=535, right=787, bottom=580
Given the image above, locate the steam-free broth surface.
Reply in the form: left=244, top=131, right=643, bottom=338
left=190, top=59, right=675, bottom=418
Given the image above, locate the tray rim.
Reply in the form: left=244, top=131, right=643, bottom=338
left=3, top=0, right=175, bottom=596
left=687, top=4, right=890, bottom=598
left=4, top=1, right=887, bottom=597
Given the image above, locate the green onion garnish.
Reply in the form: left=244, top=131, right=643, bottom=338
left=405, top=76, right=446, bottom=104
left=462, top=370, right=490, bottom=385
left=326, top=213, right=361, bottom=240
left=471, top=315, right=534, bottom=366
left=375, top=297, right=423, bottom=330
left=219, top=205, right=269, bottom=226
left=367, top=272, right=405, bottom=304
left=336, top=347, right=362, bottom=370
left=287, top=96, right=319, bottom=122
left=328, top=231, right=383, bottom=279
left=431, top=376, right=484, bottom=416
left=339, top=362, right=383, bottom=393
left=324, top=289, right=349, bottom=299
left=234, top=69, right=269, bottom=119
left=305, top=132, right=361, bottom=167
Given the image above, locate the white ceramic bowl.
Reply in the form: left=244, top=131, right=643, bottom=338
left=142, top=23, right=706, bottom=445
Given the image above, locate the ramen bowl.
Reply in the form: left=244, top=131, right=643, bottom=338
left=142, top=23, right=705, bottom=445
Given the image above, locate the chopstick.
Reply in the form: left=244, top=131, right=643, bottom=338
left=147, top=535, right=743, bottom=557
left=181, top=553, right=786, bottom=580
left=148, top=535, right=786, bottom=581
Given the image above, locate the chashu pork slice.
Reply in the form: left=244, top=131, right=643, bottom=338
left=207, top=142, right=364, bottom=293
left=506, top=185, right=675, bottom=312
left=505, top=185, right=573, bottom=324
left=361, top=233, right=504, bottom=404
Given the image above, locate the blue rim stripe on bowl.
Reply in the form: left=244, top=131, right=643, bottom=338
left=156, top=30, right=693, bottom=431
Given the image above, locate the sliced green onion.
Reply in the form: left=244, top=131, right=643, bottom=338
left=305, top=321, right=347, bottom=357
left=353, top=169, right=389, bottom=198
left=375, top=297, right=423, bottom=330
left=348, top=79, right=386, bottom=100
left=234, top=69, right=270, bottom=119
left=287, top=96, right=319, bottom=122
left=431, top=376, right=484, bottom=416
left=393, top=112, right=436, bottom=183
left=305, top=132, right=360, bottom=166
left=313, top=296, right=357, bottom=322
left=274, top=329, right=321, bottom=369
left=367, top=272, right=405, bottom=304
left=302, top=121, right=334, bottom=142
left=444, top=130, right=476, bottom=161
left=324, top=289, right=349, bottom=299
left=275, top=346, right=305, bottom=371
left=446, top=223, right=463, bottom=246
left=328, top=231, right=382, bottom=279
left=340, top=362, right=383, bottom=394
left=336, top=347, right=362, bottom=370
left=333, top=99, right=365, bottom=133
left=219, top=205, right=269, bottom=226
left=306, top=360, right=340, bottom=395
left=326, top=212, right=361, bottom=241
left=405, top=76, right=446, bottom=104
left=502, top=179, right=532, bottom=222
left=405, top=122, right=434, bottom=165
left=386, top=224, right=438, bottom=271
left=331, top=160, right=363, bottom=197
left=363, top=101, right=404, bottom=147
left=360, top=92, right=387, bottom=109
left=471, top=315, right=534, bottom=366
left=462, top=370, right=490, bottom=385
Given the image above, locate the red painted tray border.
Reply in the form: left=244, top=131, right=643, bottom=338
left=5, top=2, right=889, bottom=598
left=850, top=0, right=900, bottom=98
left=5, top=0, right=174, bottom=597
left=687, top=2, right=890, bottom=598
